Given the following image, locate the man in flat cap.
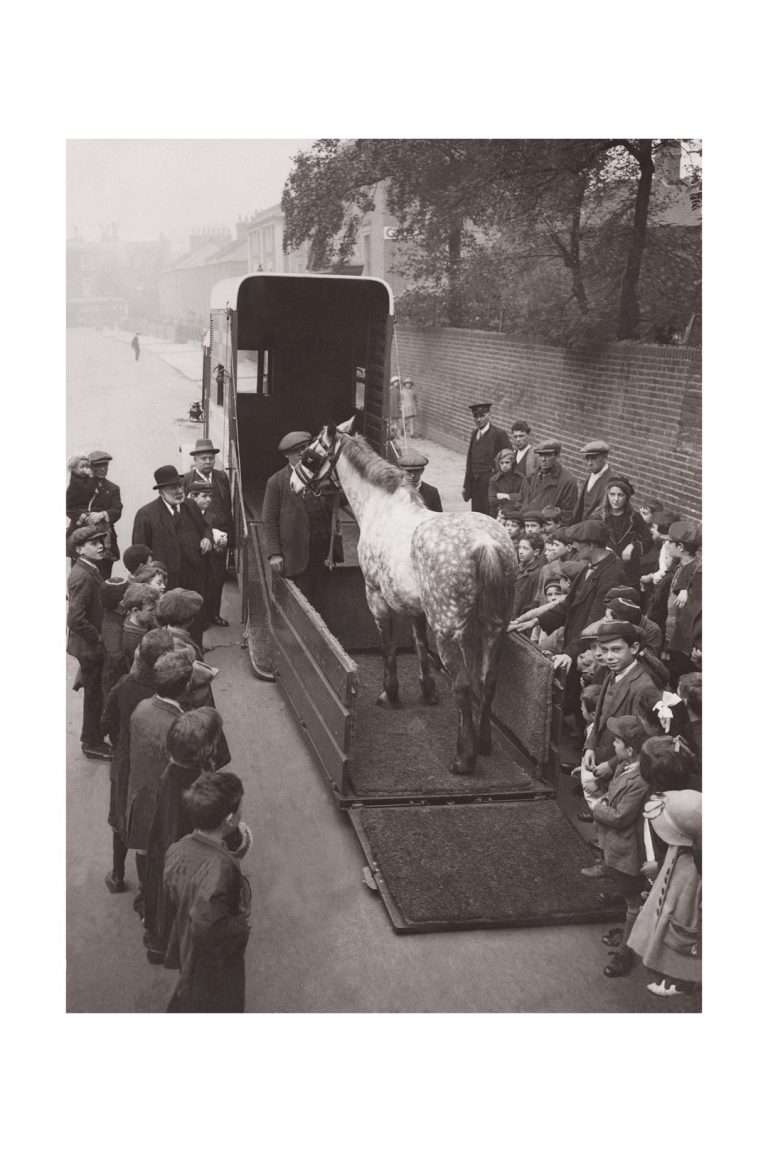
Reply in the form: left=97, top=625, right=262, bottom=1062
left=263, top=432, right=337, bottom=605
left=398, top=450, right=443, bottom=512
left=77, top=451, right=123, bottom=580
left=573, top=440, right=616, bottom=523
left=132, top=467, right=213, bottom=644
left=521, top=440, right=579, bottom=525
left=664, top=521, right=702, bottom=686
left=462, top=403, right=511, bottom=516
left=183, top=439, right=233, bottom=627
left=67, top=525, right=113, bottom=761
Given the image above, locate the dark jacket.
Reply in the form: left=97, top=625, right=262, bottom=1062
left=592, top=762, right=649, bottom=875
left=521, top=462, right=579, bottom=525
left=101, top=669, right=157, bottom=837
left=666, top=558, right=702, bottom=656
left=537, top=551, right=627, bottom=658
left=603, top=508, right=652, bottom=586
left=573, top=466, right=617, bottom=523
left=417, top=480, right=443, bottom=513
left=66, top=559, right=104, bottom=659
left=66, top=473, right=95, bottom=533
left=126, top=696, right=184, bottom=850
left=586, top=662, right=661, bottom=763
left=488, top=469, right=525, bottom=520
left=262, top=464, right=333, bottom=578
left=89, top=477, right=123, bottom=560
left=132, top=497, right=212, bottom=591
left=513, top=552, right=546, bottom=616
left=463, top=424, right=512, bottom=491
left=183, top=467, right=233, bottom=535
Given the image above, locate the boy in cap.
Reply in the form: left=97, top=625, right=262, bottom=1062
left=120, top=582, right=161, bottom=665
left=585, top=714, right=650, bottom=977
left=462, top=403, right=511, bottom=516
left=100, top=575, right=130, bottom=697
left=67, top=525, right=113, bottom=760
left=664, top=522, right=702, bottom=686
left=521, top=440, right=579, bottom=525
left=398, top=450, right=443, bottom=512
left=513, top=534, right=546, bottom=617
left=573, top=440, right=615, bottom=523
left=88, top=450, right=123, bottom=580
left=523, top=509, right=546, bottom=538
left=184, top=439, right=233, bottom=627
left=497, top=508, right=524, bottom=548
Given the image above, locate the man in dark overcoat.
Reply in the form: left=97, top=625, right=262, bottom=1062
left=398, top=450, right=443, bottom=512
left=521, top=439, right=579, bottom=525
left=263, top=431, right=336, bottom=605
left=183, top=438, right=233, bottom=627
left=462, top=402, right=511, bottom=516
left=67, top=525, right=113, bottom=760
left=132, top=465, right=213, bottom=595
left=573, top=440, right=617, bottom=523
left=87, top=450, right=123, bottom=579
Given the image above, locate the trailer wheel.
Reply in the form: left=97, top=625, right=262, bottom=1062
left=242, top=607, right=275, bottom=682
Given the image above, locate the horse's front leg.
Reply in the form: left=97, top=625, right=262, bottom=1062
left=477, top=629, right=503, bottom=756
left=438, top=636, right=476, bottom=774
left=366, top=586, right=400, bottom=708
left=411, top=614, right=439, bottom=705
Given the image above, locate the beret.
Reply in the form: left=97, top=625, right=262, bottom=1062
left=606, top=475, right=635, bottom=497
left=278, top=431, right=313, bottom=453
left=606, top=715, right=648, bottom=749
left=69, top=524, right=109, bottom=547
left=534, top=439, right=561, bottom=454
left=469, top=402, right=492, bottom=412
left=594, top=620, right=640, bottom=644
left=89, top=450, right=113, bottom=464
left=568, top=519, right=609, bottom=544
left=398, top=450, right=429, bottom=470
left=580, top=440, right=610, bottom=455
left=668, top=520, right=702, bottom=546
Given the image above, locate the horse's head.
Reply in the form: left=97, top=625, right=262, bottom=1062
left=289, top=417, right=356, bottom=497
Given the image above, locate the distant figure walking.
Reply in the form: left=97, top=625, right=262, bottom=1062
left=131, top=333, right=141, bottom=361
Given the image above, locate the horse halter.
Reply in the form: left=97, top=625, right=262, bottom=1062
left=289, top=429, right=344, bottom=497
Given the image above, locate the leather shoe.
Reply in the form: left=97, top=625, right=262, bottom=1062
left=82, top=742, right=113, bottom=760
left=581, top=862, right=610, bottom=879
left=577, top=807, right=594, bottom=823
left=603, top=948, right=633, bottom=977
left=598, top=891, right=624, bottom=908
left=601, top=927, right=624, bottom=947
left=212, top=616, right=229, bottom=627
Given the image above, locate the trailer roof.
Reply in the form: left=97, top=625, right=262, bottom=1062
left=210, top=272, right=394, bottom=315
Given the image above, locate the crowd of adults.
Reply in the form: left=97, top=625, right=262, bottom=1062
left=66, top=395, right=702, bottom=1009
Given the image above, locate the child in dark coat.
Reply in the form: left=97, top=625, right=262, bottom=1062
left=164, top=772, right=251, bottom=1013
left=488, top=448, right=525, bottom=520
left=513, top=533, right=546, bottom=616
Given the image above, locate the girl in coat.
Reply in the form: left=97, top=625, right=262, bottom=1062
left=629, top=788, right=702, bottom=997
left=601, top=476, right=652, bottom=587
left=489, top=448, right=525, bottom=520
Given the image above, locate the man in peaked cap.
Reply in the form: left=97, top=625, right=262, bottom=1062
left=263, top=431, right=337, bottom=606
left=462, top=403, right=511, bottom=516
left=183, top=438, right=233, bottom=627
left=398, top=450, right=443, bottom=512
left=82, top=450, right=123, bottom=580
left=573, top=439, right=616, bottom=523
left=131, top=466, right=213, bottom=621
left=67, top=525, right=113, bottom=760
left=521, top=439, right=579, bottom=525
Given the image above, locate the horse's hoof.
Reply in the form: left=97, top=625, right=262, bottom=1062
left=450, top=758, right=475, bottom=775
left=376, top=691, right=400, bottom=709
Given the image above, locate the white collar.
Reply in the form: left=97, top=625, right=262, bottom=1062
left=155, top=696, right=184, bottom=711
left=516, top=444, right=530, bottom=458
left=195, top=468, right=212, bottom=482
left=614, top=660, right=638, bottom=683
left=586, top=463, right=609, bottom=489
left=476, top=423, right=489, bottom=438
left=78, top=557, right=98, bottom=571
left=161, top=497, right=180, bottom=514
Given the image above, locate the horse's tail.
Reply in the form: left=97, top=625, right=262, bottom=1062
left=472, top=539, right=511, bottom=627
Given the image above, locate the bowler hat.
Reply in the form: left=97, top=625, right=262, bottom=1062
left=190, top=439, right=219, bottom=456
left=469, top=402, right=491, bottom=413
left=594, top=620, right=640, bottom=644
left=534, top=439, right=561, bottom=454
left=606, top=715, right=648, bottom=751
left=644, top=790, right=701, bottom=847
left=278, top=431, right=313, bottom=453
left=398, top=450, right=429, bottom=470
left=89, top=450, right=113, bottom=464
left=580, top=440, right=610, bottom=456
left=668, top=521, right=702, bottom=547
left=153, top=465, right=184, bottom=489
left=569, top=520, right=609, bottom=545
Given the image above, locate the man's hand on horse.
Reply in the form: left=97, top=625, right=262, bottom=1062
left=507, top=617, right=536, bottom=633
left=269, top=555, right=284, bottom=575
left=552, top=653, right=572, bottom=673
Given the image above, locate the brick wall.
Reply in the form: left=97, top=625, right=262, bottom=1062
left=393, top=325, right=702, bottom=521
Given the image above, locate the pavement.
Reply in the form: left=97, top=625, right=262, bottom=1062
left=66, top=328, right=699, bottom=1013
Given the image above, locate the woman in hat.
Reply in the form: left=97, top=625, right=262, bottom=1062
left=600, top=476, right=652, bottom=587
left=628, top=789, right=702, bottom=997
left=488, top=447, right=525, bottom=520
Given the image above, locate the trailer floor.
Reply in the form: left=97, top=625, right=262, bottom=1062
left=348, top=654, right=541, bottom=798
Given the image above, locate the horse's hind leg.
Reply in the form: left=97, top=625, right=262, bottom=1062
left=438, top=636, right=476, bottom=774
left=366, top=587, right=400, bottom=708
left=477, top=630, right=503, bottom=756
left=412, top=614, right=439, bottom=705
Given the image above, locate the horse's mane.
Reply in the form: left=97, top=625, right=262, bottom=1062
left=341, top=434, right=423, bottom=504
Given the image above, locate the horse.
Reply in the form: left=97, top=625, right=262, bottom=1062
left=290, top=419, right=519, bottom=774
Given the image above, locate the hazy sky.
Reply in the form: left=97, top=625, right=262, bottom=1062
left=67, top=139, right=315, bottom=247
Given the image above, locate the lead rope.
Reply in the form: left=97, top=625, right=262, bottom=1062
left=391, top=321, right=409, bottom=455
left=325, top=489, right=343, bottom=570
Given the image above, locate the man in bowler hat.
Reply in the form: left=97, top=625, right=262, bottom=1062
left=462, top=403, right=511, bottom=516
left=398, top=450, right=443, bottom=512
left=183, top=438, right=233, bottom=627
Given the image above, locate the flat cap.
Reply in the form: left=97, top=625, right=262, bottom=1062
left=469, top=402, right=491, bottom=412
left=398, top=450, right=429, bottom=470
left=568, top=519, right=609, bottom=545
left=157, top=588, right=204, bottom=624
left=500, top=510, right=525, bottom=525
left=278, top=431, right=313, bottom=453
left=69, top=524, right=110, bottom=547
left=534, top=439, right=561, bottom=454
left=606, top=715, right=648, bottom=750
left=604, top=585, right=642, bottom=605
left=100, top=576, right=129, bottom=610
left=522, top=509, right=546, bottom=524
left=594, top=620, right=640, bottom=644
left=580, top=440, right=610, bottom=455
left=189, top=481, right=214, bottom=494
left=668, top=520, right=702, bottom=547
left=606, top=597, right=642, bottom=625
left=89, top=450, right=113, bottom=464
left=543, top=575, right=564, bottom=592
